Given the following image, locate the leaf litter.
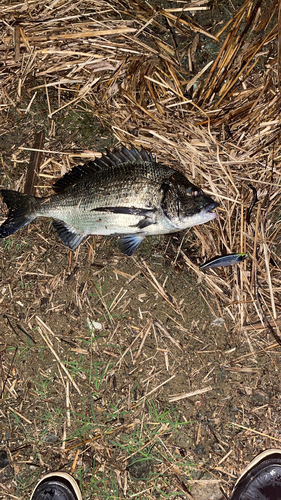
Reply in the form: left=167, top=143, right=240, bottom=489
left=0, top=0, right=281, bottom=499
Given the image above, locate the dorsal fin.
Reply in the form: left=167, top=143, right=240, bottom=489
left=52, top=145, right=155, bottom=194
left=52, top=163, right=100, bottom=193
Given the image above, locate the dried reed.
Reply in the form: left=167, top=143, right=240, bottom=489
left=0, top=0, right=280, bottom=341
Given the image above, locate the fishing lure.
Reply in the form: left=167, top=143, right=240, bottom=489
left=199, top=253, right=248, bottom=270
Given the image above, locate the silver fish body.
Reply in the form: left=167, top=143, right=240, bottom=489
left=0, top=146, right=218, bottom=255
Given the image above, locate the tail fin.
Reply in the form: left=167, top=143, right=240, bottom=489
left=0, top=190, right=37, bottom=239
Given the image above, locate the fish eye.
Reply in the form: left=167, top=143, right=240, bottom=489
left=186, top=187, right=198, bottom=196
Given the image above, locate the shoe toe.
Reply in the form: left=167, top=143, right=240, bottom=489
left=30, top=473, right=82, bottom=500
left=232, top=455, right=281, bottom=500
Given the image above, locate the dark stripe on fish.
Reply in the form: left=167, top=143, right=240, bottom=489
left=200, top=253, right=248, bottom=270
left=90, top=206, right=157, bottom=217
left=90, top=206, right=157, bottom=229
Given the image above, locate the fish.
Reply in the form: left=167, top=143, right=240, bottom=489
left=0, top=145, right=219, bottom=256
left=199, top=253, right=248, bottom=270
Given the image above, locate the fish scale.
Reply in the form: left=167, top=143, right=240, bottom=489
left=0, top=145, right=219, bottom=256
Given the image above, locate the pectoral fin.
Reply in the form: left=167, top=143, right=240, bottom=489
left=135, top=218, right=154, bottom=229
left=118, top=234, right=145, bottom=256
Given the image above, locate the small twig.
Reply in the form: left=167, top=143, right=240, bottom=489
left=70, top=449, right=80, bottom=474
left=169, top=386, right=212, bottom=403
left=231, top=422, right=281, bottom=444
left=36, top=318, right=81, bottom=395
left=14, top=24, right=20, bottom=61
left=253, top=267, right=281, bottom=345
left=137, top=374, right=176, bottom=402
left=155, top=321, right=182, bottom=351
left=246, top=184, right=258, bottom=224
left=116, top=329, right=143, bottom=367
left=66, top=380, right=71, bottom=428
left=134, top=319, right=153, bottom=362
left=8, top=406, right=32, bottom=425
left=89, top=280, right=114, bottom=324
left=3, top=315, right=21, bottom=342
left=24, top=130, right=45, bottom=195
left=16, top=323, right=36, bottom=344
left=0, top=347, right=18, bottom=399
left=36, top=315, right=57, bottom=338
left=136, top=258, right=182, bottom=315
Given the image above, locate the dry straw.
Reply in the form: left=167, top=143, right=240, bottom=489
left=0, top=0, right=280, bottom=341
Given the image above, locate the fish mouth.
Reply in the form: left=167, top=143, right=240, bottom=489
left=204, top=201, right=219, bottom=218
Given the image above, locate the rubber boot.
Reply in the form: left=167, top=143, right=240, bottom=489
left=230, top=449, right=281, bottom=500
left=30, top=472, right=83, bottom=500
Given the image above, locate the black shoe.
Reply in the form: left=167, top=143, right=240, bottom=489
left=230, top=449, right=281, bottom=500
left=30, top=472, right=82, bottom=500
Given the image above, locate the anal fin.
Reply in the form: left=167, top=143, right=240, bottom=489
left=118, top=234, right=145, bottom=256
left=53, top=220, right=85, bottom=250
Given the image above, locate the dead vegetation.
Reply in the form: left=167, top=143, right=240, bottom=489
left=1, top=0, right=281, bottom=498
left=1, top=0, right=280, bottom=340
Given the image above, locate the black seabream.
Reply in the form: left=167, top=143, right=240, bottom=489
left=0, top=146, right=219, bottom=255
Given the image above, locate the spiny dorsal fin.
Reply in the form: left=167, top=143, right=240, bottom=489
left=52, top=145, right=155, bottom=194
left=52, top=163, right=100, bottom=193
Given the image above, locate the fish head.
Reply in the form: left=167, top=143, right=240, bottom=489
left=163, top=172, right=219, bottom=229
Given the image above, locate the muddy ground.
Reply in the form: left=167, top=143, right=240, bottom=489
left=1, top=2, right=281, bottom=500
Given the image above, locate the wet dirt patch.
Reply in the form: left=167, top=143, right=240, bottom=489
left=0, top=223, right=280, bottom=499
